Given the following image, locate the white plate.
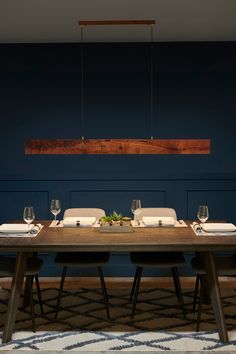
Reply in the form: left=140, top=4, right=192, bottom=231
left=0, top=224, right=34, bottom=233
left=202, top=223, right=236, bottom=232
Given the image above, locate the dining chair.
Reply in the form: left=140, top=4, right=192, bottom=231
left=54, top=208, right=110, bottom=319
left=0, top=255, right=43, bottom=332
left=191, top=253, right=236, bottom=331
left=130, top=208, right=186, bottom=318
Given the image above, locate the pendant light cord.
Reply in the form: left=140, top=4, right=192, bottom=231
left=150, top=25, right=154, bottom=139
left=79, top=20, right=155, bottom=141
left=80, top=25, right=85, bottom=140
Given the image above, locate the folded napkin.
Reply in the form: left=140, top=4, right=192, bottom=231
left=0, top=223, right=42, bottom=236
left=202, top=223, right=236, bottom=232
left=192, top=222, right=202, bottom=233
left=63, top=217, right=96, bottom=227
left=142, top=216, right=175, bottom=227
left=191, top=222, right=236, bottom=236
left=0, top=224, right=34, bottom=233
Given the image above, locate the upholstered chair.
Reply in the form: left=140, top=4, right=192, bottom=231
left=130, top=208, right=185, bottom=318
left=54, top=208, right=110, bottom=319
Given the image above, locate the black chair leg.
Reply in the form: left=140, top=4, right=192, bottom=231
left=28, top=275, right=36, bottom=332
left=55, top=267, right=67, bottom=319
left=172, top=267, right=185, bottom=318
left=23, top=276, right=32, bottom=307
left=35, top=274, right=43, bottom=314
left=131, top=266, right=143, bottom=319
left=130, top=267, right=139, bottom=303
left=202, top=276, right=211, bottom=305
left=196, top=275, right=204, bottom=331
left=172, top=267, right=180, bottom=302
left=193, top=274, right=200, bottom=313
left=98, top=266, right=110, bottom=320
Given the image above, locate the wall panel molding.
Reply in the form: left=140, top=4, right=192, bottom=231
left=187, top=189, right=236, bottom=221
left=69, top=189, right=166, bottom=215
left=1, top=180, right=236, bottom=275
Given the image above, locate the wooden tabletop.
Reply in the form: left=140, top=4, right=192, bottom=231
left=1, top=221, right=236, bottom=252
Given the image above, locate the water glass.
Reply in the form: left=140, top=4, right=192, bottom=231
left=23, top=206, right=35, bottom=231
left=51, top=199, right=61, bottom=222
left=197, top=205, right=209, bottom=228
left=131, top=200, right=141, bottom=225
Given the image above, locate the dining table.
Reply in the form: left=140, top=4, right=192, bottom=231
left=1, top=220, right=236, bottom=344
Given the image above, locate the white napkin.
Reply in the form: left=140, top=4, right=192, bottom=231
left=0, top=224, right=34, bottom=233
left=0, top=224, right=42, bottom=237
left=142, top=216, right=175, bottom=227
left=63, top=217, right=96, bottom=227
left=192, top=222, right=202, bottom=233
left=202, top=223, right=236, bottom=232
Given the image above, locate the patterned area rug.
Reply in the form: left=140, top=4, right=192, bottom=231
left=1, top=287, right=236, bottom=351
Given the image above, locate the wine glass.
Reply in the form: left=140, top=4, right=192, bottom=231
left=23, top=206, right=35, bottom=231
left=131, top=200, right=141, bottom=225
left=197, top=205, right=209, bottom=229
left=50, top=199, right=61, bottom=223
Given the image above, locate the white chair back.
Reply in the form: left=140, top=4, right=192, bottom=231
left=64, top=208, right=105, bottom=219
left=136, top=208, right=177, bottom=220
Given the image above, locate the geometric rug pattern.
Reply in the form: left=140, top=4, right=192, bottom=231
left=1, top=287, right=236, bottom=350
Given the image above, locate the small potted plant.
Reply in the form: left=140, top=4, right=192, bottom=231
left=99, top=211, right=132, bottom=232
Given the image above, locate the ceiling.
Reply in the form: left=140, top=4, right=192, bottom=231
left=0, top=0, right=236, bottom=43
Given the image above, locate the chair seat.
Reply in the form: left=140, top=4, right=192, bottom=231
left=130, top=252, right=185, bottom=268
left=191, top=255, right=236, bottom=275
left=55, top=252, right=110, bottom=267
left=0, top=256, right=43, bottom=277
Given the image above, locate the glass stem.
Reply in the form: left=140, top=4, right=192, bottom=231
left=54, top=214, right=57, bottom=221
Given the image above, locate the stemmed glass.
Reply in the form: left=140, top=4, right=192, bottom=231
left=50, top=199, right=61, bottom=223
left=197, top=205, right=209, bottom=230
left=131, top=200, right=141, bottom=226
left=23, top=206, right=35, bottom=231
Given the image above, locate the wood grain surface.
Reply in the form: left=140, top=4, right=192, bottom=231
left=0, top=221, right=235, bottom=253
left=25, top=139, right=211, bottom=155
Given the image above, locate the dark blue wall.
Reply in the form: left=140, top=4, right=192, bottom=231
left=0, top=42, right=236, bottom=276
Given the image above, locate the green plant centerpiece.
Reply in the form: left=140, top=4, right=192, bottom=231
left=99, top=211, right=131, bottom=227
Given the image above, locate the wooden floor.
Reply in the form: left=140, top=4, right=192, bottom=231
left=0, top=276, right=235, bottom=289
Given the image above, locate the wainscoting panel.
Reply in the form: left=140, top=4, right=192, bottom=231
left=0, top=190, right=49, bottom=222
left=1, top=179, right=236, bottom=276
left=187, top=189, right=236, bottom=223
left=70, top=190, right=166, bottom=215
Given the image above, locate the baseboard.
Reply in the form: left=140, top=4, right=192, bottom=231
left=1, top=276, right=236, bottom=289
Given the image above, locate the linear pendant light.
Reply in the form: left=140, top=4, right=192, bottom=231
left=25, top=20, right=210, bottom=155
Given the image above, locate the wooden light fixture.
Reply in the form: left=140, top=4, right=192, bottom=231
left=25, top=139, right=210, bottom=155
left=25, top=20, right=210, bottom=155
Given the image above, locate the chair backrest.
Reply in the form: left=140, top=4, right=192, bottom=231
left=63, top=208, right=105, bottom=219
left=136, top=208, right=177, bottom=220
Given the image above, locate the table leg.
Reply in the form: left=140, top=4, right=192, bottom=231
left=203, top=252, right=228, bottom=343
left=2, top=252, right=27, bottom=344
